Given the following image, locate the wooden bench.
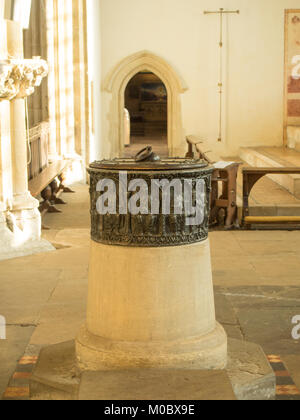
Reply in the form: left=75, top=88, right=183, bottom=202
left=242, top=167, right=300, bottom=228
left=29, top=159, right=74, bottom=219
left=186, top=136, right=240, bottom=229
left=186, top=135, right=215, bottom=164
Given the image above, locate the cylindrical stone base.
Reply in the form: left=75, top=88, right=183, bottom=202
left=76, top=239, right=227, bottom=371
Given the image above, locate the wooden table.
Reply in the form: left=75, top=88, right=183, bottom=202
left=242, top=167, right=300, bottom=227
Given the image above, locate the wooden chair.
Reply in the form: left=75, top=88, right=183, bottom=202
left=186, top=136, right=240, bottom=229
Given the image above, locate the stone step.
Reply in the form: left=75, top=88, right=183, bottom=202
left=30, top=339, right=275, bottom=401
left=240, top=147, right=300, bottom=199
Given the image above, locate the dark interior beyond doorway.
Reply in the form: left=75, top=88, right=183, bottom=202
left=124, top=72, right=168, bottom=157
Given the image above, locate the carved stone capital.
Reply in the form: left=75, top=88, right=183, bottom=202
left=0, top=62, right=18, bottom=100
left=0, top=58, right=48, bottom=101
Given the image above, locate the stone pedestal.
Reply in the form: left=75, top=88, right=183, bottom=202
left=75, top=158, right=228, bottom=371
left=76, top=240, right=227, bottom=371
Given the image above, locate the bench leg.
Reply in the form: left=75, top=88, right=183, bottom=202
left=48, top=205, right=62, bottom=214
left=50, top=179, right=67, bottom=205
left=224, top=167, right=239, bottom=229
left=53, top=197, right=67, bottom=205
left=58, top=174, right=75, bottom=193
left=209, top=178, right=219, bottom=226
left=242, top=172, right=265, bottom=228
left=40, top=186, right=62, bottom=215
left=37, top=172, right=76, bottom=225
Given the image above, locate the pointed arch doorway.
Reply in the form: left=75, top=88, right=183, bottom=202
left=103, top=51, right=188, bottom=158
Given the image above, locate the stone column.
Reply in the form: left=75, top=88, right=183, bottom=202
left=0, top=19, right=53, bottom=260
left=46, top=0, right=86, bottom=183
left=73, top=0, right=88, bottom=159
left=0, top=21, right=17, bottom=260
left=0, top=101, right=13, bottom=208
left=86, top=0, right=102, bottom=161
left=7, top=19, right=44, bottom=241
left=44, top=0, right=58, bottom=159
left=10, top=98, right=41, bottom=240
left=0, top=0, right=4, bottom=19
left=0, top=100, right=14, bottom=256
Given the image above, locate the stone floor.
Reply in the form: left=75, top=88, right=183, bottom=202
left=0, top=181, right=300, bottom=399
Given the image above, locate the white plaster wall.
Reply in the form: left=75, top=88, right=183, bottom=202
left=98, top=0, right=300, bottom=157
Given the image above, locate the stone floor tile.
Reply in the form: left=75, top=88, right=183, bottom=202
left=0, top=326, right=35, bottom=398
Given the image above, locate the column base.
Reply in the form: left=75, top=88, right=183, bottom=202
left=11, top=192, right=43, bottom=241
left=0, top=211, right=55, bottom=262
left=12, top=191, right=40, bottom=211
left=75, top=322, right=228, bottom=372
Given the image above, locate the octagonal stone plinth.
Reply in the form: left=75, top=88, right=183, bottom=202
left=30, top=338, right=275, bottom=401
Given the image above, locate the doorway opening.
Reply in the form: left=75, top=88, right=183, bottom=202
left=124, top=71, right=168, bottom=158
